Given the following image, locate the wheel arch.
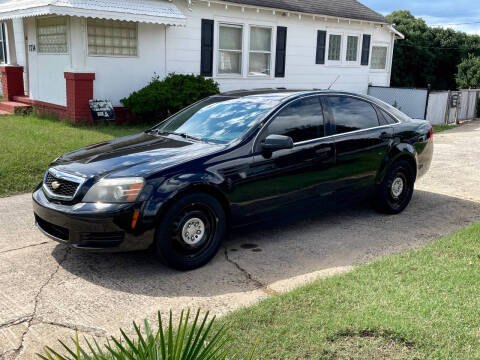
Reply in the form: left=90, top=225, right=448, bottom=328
left=155, top=183, right=232, bottom=230
left=377, top=145, right=418, bottom=185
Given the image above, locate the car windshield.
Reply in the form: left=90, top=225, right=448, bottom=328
left=152, top=95, right=283, bottom=143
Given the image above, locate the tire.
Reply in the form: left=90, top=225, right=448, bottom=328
left=155, top=192, right=226, bottom=270
left=375, top=160, right=415, bottom=214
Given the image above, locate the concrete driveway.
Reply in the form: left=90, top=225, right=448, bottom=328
left=1, top=121, right=480, bottom=359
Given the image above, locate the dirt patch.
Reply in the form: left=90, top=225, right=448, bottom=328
left=321, top=330, right=421, bottom=360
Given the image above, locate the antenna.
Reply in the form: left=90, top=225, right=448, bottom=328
left=327, top=75, right=341, bottom=90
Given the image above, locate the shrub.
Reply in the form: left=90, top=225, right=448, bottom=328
left=121, top=74, right=220, bottom=122
left=38, top=309, right=257, bottom=360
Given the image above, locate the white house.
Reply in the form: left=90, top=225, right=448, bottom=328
left=0, top=0, right=403, bottom=122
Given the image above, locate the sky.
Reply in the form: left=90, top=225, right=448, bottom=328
left=361, top=0, right=480, bottom=35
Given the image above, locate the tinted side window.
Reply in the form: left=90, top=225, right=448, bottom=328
left=267, top=97, right=324, bottom=143
left=380, top=109, right=398, bottom=124
left=327, top=96, right=380, bottom=134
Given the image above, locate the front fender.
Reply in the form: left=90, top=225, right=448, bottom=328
left=141, top=171, right=229, bottom=229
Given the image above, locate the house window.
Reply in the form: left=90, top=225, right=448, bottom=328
left=371, top=46, right=388, bottom=69
left=87, top=19, right=137, bottom=57
left=346, top=36, right=359, bottom=62
left=218, top=24, right=243, bottom=75
left=328, top=34, right=341, bottom=61
left=0, top=23, right=7, bottom=63
left=37, top=16, right=68, bottom=54
left=249, top=26, right=272, bottom=76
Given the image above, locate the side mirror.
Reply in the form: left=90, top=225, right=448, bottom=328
left=261, top=134, right=294, bottom=150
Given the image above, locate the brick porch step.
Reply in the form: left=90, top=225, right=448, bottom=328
left=0, top=101, right=32, bottom=114
left=0, top=109, right=10, bottom=116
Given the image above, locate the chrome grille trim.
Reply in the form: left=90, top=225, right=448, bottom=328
left=42, top=168, right=86, bottom=201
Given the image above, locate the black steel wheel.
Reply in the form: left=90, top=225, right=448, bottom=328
left=155, top=192, right=226, bottom=270
left=375, top=160, right=415, bottom=214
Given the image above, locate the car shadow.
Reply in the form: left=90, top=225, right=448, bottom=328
left=52, top=190, right=480, bottom=298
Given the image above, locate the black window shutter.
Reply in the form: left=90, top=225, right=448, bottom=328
left=361, top=34, right=371, bottom=66
left=275, top=26, right=287, bottom=78
left=0, top=23, right=7, bottom=64
left=315, top=30, right=327, bottom=64
left=200, top=19, right=214, bottom=77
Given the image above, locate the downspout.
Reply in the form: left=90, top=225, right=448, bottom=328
left=165, top=24, right=168, bottom=77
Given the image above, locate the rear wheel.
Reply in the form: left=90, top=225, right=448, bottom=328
left=375, top=160, right=415, bottom=214
left=155, top=192, right=226, bottom=270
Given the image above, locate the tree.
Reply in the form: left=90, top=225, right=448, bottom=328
left=387, top=10, right=480, bottom=90
left=457, top=55, right=480, bottom=89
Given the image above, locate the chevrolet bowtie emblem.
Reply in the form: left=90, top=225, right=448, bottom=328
left=51, top=181, right=61, bottom=190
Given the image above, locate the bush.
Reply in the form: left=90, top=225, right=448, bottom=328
left=38, top=309, right=257, bottom=360
left=121, top=74, right=220, bottom=122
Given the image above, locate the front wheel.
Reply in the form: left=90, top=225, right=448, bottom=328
left=155, top=192, right=226, bottom=270
left=375, top=160, right=415, bottom=214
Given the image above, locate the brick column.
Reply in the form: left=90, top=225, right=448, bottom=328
left=64, top=72, right=95, bottom=123
left=0, top=66, right=25, bottom=101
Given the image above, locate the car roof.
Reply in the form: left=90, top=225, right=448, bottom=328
left=213, top=89, right=409, bottom=122
left=216, top=89, right=369, bottom=101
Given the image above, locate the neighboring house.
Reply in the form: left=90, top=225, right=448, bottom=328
left=0, top=0, right=404, bottom=122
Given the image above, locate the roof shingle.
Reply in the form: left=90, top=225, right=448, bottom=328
left=221, top=0, right=389, bottom=23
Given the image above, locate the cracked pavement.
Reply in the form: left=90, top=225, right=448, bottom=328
left=1, top=121, right=480, bottom=359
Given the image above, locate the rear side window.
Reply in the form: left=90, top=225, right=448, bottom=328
left=379, top=109, right=398, bottom=124
left=267, top=96, right=324, bottom=143
left=327, top=96, right=380, bottom=134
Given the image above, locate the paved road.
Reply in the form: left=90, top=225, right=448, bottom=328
left=1, top=121, right=480, bottom=359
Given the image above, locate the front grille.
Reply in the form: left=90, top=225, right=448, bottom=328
left=35, top=215, right=69, bottom=241
left=44, top=172, right=80, bottom=199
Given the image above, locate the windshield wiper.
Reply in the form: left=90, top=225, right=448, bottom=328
left=148, top=129, right=203, bottom=142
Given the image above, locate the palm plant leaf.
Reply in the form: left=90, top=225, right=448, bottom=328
left=39, top=309, right=257, bottom=360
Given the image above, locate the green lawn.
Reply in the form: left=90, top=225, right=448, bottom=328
left=221, top=222, right=480, bottom=359
left=0, top=115, right=146, bottom=197
left=433, top=124, right=456, bottom=133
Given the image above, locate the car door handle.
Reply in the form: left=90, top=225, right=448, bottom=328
left=315, top=147, right=332, bottom=155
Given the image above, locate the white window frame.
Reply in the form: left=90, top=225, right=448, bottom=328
left=247, top=25, right=274, bottom=77
left=216, top=22, right=244, bottom=77
left=326, top=32, right=342, bottom=63
left=345, top=34, right=360, bottom=64
left=36, top=15, right=69, bottom=55
left=213, top=16, right=276, bottom=79
left=86, top=19, right=139, bottom=58
left=370, top=43, right=389, bottom=71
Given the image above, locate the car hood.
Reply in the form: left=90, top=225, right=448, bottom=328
left=52, top=132, right=224, bottom=179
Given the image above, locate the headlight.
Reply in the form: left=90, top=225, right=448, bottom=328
left=82, top=177, right=145, bottom=203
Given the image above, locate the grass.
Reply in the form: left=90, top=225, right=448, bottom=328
left=433, top=124, right=456, bottom=133
left=221, top=222, right=480, bottom=359
left=0, top=114, right=146, bottom=197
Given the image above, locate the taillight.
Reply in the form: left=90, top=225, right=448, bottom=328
left=429, top=124, right=433, bottom=143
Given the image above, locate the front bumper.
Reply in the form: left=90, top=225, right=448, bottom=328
left=32, top=188, right=155, bottom=252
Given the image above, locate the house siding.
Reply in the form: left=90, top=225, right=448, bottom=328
left=17, top=0, right=395, bottom=108
left=167, top=0, right=394, bottom=94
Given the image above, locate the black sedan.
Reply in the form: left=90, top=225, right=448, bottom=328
left=33, top=90, right=433, bottom=270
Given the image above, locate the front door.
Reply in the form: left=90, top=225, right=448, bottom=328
left=228, top=95, right=336, bottom=217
